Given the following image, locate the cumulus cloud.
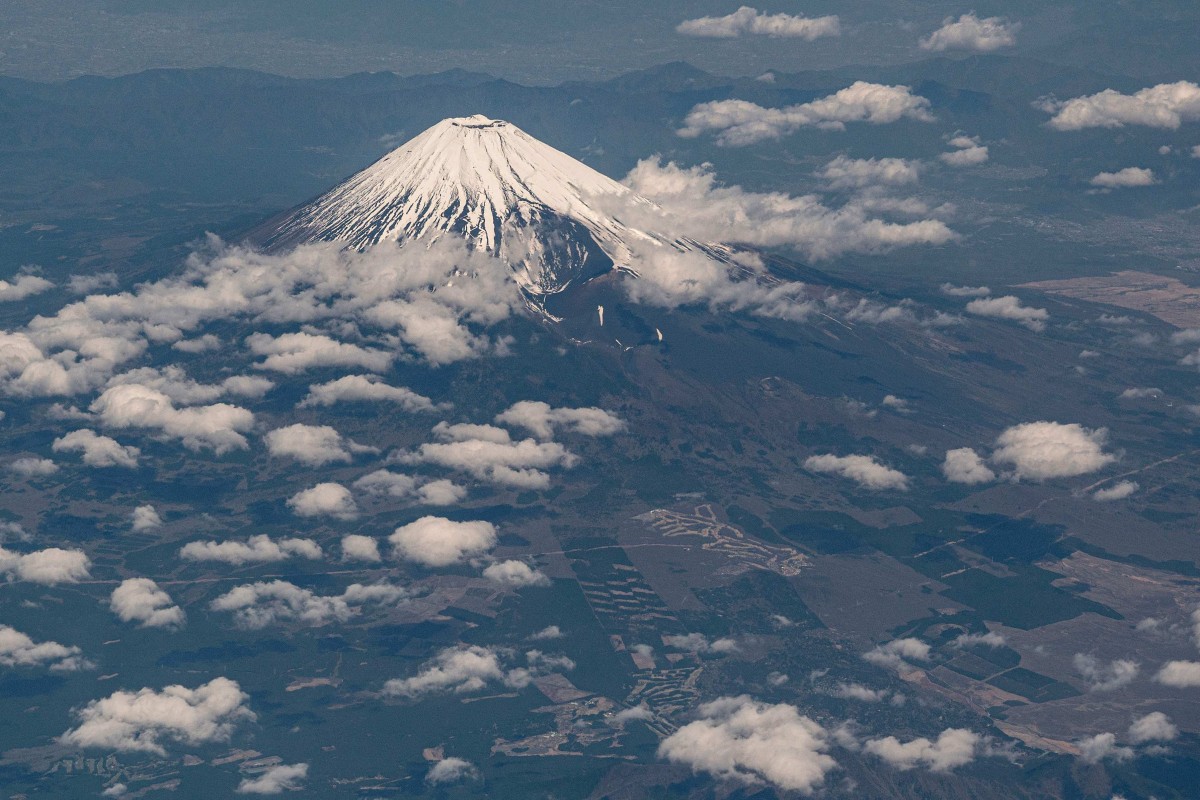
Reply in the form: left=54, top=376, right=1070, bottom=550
left=494, top=401, right=624, bottom=439
left=390, top=517, right=497, bottom=567
left=678, top=83, right=934, bottom=145
left=265, top=424, right=362, bottom=466
left=237, top=763, right=309, bottom=794
left=400, top=423, right=576, bottom=489
left=130, top=505, right=162, bottom=531
left=940, top=134, right=989, bottom=166
left=620, top=159, right=955, bottom=269
left=0, top=624, right=90, bottom=671
left=1090, top=167, right=1157, bottom=188
left=180, top=534, right=322, bottom=566
left=8, top=456, right=59, bottom=477
left=1077, top=732, right=1134, bottom=764
left=965, top=295, right=1048, bottom=331
left=210, top=580, right=405, bottom=629
left=992, top=421, right=1115, bottom=480
left=864, top=728, right=980, bottom=772
left=341, top=534, right=381, bottom=562
left=67, top=272, right=118, bottom=294
left=530, top=625, right=563, bottom=641
left=952, top=631, right=1006, bottom=649
left=1044, top=82, right=1200, bottom=130
left=105, top=366, right=271, bottom=404
left=51, top=429, right=139, bottom=467
left=110, top=578, right=186, bottom=630
left=58, top=678, right=254, bottom=755
left=1094, top=480, right=1138, bottom=501
left=382, top=645, right=533, bottom=698
left=0, top=273, right=54, bottom=301
left=352, top=469, right=468, bottom=506
left=920, top=14, right=1018, bottom=52
left=864, top=638, right=931, bottom=669
left=89, top=383, right=254, bottom=454
left=297, top=374, right=437, bottom=411
left=940, top=283, right=990, bottom=297
left=657, top=696, right=836, bottom=793
left=818, top=156, right=920, bottom=189
left=663, top=633, right=739, bottom=654
left=677, top=7, right=839, bottom=39
left=246, top=331, right=391, bottom=374
left=804, top=453, right=909, bottom=490
left=0, top=545, right=91, bottom=584
left=483, top=560, right=551, bottom=588
left=287, top=482, right=358, bottom=520
left=830, top=682, right=889, bottom=702
left=1074, top=654, right=1140, bottom=691
left=1128, top=712, right=1178, bottom=744
left=426, top=757, right=478, bottom=785
left=1155, top=660, right=1200, bottom=687
left=942, top=448, right=996, bottom=484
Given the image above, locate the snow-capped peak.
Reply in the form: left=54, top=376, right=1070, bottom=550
left=256, top=115, right=669, bottom=296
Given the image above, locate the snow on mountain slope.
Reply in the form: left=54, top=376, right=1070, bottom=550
left=255, top=115, right=679, bottom=298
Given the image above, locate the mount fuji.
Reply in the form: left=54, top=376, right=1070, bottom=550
left=252, top=115, right=715, bottom=302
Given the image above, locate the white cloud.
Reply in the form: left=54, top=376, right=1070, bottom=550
left=1091, top=167, right=1157, bottom=188
left=940, top=134, right=989, bottom=166
left=1155, top=660, right=1200, bottom=687
left=657, top=696, right=836, bottom=793
left=483, top=560, right=551, bottom=588
left=265, top=424, right=358, bottom=466
left=401, top=423, right=576, bottom=489
left=67, top=272, right=118, bottom=294
left=818, top=156, right=920, bottom=190
left=172, top=334, right=221, bottom=353
left=678, top=83, right=934, bottom=145
left=1128, top=712, right=1178, bottom=744
left=952, top=632, right=1006, bottom=649
left=341, top=535, right=381, bottom=562
left=180, top=534, right=323, bottom=565
left=965, top=295, right=1048, bottom=331
left=287, top=483, right=358, bottom=520
left=881, top=395, right=910, bottom=412
left=52, top=429, right=139, bottom=468
left=864, top=638, right=931, bottom=669
left=90, top=383, right=253, bottom=454
left=830, top=682, right=888, bottom=702
left=530, top=625, right=563, bottom=641
left=1119, top=387, right=1161, bottom=400
left=130, top=505, right=162, bottom=531
left=663, top=633, right=739, bottom=654
left=1045, top=82, right=1200, bottom=130
left=620, top=159, right=955, bottom=268
left=0, top=545, right=91, bottom=584
left=677, top=7, right=840, bottom=39
left=8, top=457, right=58, bottom=477
left=942, top=448, right=996, bottom=484
left=1094, top=480, right=1138, bottom=501
left=59, top=678, right=255, bottom=756
left=992, top=421, right=1115, bottom=480
left=297, top=374, right=437, bottom=411
left=804, top=453, right=909, bottom=490
left=352, top=470, right=469, bottom=506
left=1077, top=732, right=1134, bottom=764
left=0, top=624, right=89, bottom=671
left=864, top=728, right=980, bottom=772
left=237, top=763, right=309, bottom=794
left=0, top=273, right=54, bottom=301
left=104, top=366, right=269, bottom=404
left=494, top=401, right=625, bottom=439
left=246, top=331, right=391, bottom=374
left=1074, top=654, right=1140, bottom=691
left=390, top=516, right=497, bottom=567
left=210, top=580, right=405, bottom=629
left=382, top=644, right=527, bottom=698
left=110, top=578, right=185, bottom=630
left=940, top=283, right=990, bottom=297
left=425, top=757, right=478, bottom=785
left=920, top=14, right=1018, bottom=52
